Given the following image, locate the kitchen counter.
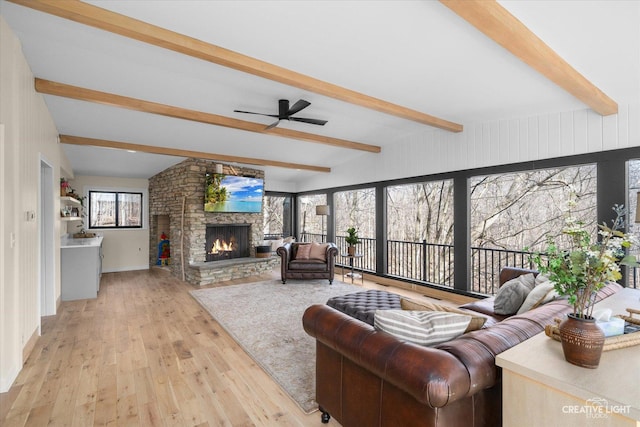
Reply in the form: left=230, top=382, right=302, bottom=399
left=61, top=235, right=103, bottom=248
left=61, top=235, right=104, bottom=301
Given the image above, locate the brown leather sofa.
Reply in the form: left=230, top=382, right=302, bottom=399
left=277, top=242, right=338, bottom=284
left=302, top=267, right=622, bottom=427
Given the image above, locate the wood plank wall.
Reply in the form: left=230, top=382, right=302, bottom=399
left=0, top=17, right=62, bottom=392
left=302, top=103, right=640, bottom=191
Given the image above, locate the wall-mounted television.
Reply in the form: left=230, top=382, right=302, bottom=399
left=204, top=173, right=264, bottom=213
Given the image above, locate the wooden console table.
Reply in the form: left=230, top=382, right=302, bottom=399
left=496, top=288, right=640, bottom=427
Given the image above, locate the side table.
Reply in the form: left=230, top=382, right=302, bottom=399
left=340, top=253, right=364, bottom=285
left=496, top=288, right=640, bottom=426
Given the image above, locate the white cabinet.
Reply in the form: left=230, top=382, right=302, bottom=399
left=61, top=237, right=103, bottom=301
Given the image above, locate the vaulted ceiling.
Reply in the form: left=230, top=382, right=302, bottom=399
left=2, top=0, right=639, bottom=188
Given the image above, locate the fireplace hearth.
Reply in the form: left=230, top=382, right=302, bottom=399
left=205, top=224, right=250, bottom=262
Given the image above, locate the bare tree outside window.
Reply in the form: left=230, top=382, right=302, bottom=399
left=334, top=188, right=376, bottom=271
left=626, top=159, right=640, bottom=287
left=89, top=192, right=116, bottom=227
left=89, top=191, right=143, bottom=229
left=298, top=194, right=326, bottom=242
left=386, top=180, right=454, bottom=285
left=469, top=165, right=597, bottom=293
left=118, top=193, right=142, bottom=226
left=264, top=195, right=284, bottom=236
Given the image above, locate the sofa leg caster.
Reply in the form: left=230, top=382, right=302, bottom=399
left=282, top=280, right=286, bottom=284
left=320, top=410, right=330, bottom=424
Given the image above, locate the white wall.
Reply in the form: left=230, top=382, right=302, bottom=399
left=297, top=104, right=640, bottom=192
left=0, top=17, right=65, bottom=392
left=68, top=175, right=150, bottom=273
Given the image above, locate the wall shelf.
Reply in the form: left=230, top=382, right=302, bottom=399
left=61, top=216, right=82, bottom=222
left=60, top=196, right=81, bottom=206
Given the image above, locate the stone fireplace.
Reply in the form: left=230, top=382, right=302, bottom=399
left=148, top=158, right=278, bottom=286
left=205, top=223, right=250, bottom=262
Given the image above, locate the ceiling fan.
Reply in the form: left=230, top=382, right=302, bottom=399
left=234, top=99, right=328, bottom=130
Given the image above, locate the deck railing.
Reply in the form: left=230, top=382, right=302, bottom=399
left=387, top=240, right=454, bottom=288
left=296, top=233, right=638, bottom=294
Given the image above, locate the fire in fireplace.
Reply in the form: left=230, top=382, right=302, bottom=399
left=205, top=224, right=250, bottom=262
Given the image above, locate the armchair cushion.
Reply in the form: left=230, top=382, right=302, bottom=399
left=309, top=242, right=329, bottom=261
left=295, top=243, right=312, bottom=260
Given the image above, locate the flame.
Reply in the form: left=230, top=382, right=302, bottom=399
left=210, top=239, right=234, bottom=254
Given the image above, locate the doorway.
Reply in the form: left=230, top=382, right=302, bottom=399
left=40, top=158, right=55, bottom=316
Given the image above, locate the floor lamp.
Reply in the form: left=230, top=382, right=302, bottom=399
left=316, top=205, right=329, bottom=243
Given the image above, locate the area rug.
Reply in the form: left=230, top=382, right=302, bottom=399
left=189, top=279, right=363, bottom=413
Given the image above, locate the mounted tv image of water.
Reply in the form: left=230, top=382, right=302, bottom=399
left=204, top=173, right=264, bottom=213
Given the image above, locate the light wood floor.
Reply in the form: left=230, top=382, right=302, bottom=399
left=0, top=267, right=442, bottom=427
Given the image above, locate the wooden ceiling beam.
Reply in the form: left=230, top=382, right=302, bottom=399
left=9, top=0, right=463, bottom=132
left=36, top=78, right=380, bottom=153
left=59, top=135, right=331, bottom=173
left=440, top=0, right=617, bottom=116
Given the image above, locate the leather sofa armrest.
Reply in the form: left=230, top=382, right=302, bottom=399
left=326, top=243, right=338, bottom=259
left=277, top=242, right=292, bottom=262
left=303, top=304, right=472, bottom=408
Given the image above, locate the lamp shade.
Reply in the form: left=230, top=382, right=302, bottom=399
left=316, top=205, right=329, bottom=216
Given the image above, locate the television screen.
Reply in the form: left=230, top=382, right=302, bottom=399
left=205, top=173, right=264, bottom=213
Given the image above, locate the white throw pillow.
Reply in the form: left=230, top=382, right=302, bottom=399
left=374, top=310, right=471, bottom=346
left=516, top=280, right=559, bottom=314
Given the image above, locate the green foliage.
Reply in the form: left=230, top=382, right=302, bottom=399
left=530, top=204, right=639, bottom=318
left=345, top=227, right=360, bottom=246
left=205, top=173, right=228, bottom=204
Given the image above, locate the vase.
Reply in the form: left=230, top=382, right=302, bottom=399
left=347, top=245, right=355, bottom=256
left=558, top=313, right=605, bottom=369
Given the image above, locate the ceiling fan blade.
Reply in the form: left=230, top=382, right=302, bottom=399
left=289, top=117, right=328, bottom=126
left=265, top=120, right=280, bottom=130
left=233, top=109, right=279, bottom=118
left=287, top=99, right=311, bottom=116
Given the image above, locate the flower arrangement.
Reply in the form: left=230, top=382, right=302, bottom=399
left=531, top=203, right=638, bottom=319
left=60, top=178, right=71, bottom=196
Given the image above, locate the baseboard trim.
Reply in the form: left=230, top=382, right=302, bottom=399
left=102, top=265, right=149, bottom=273
left=362, top=273, right=478, bottom=305
left=0, top=364, right=20, bottom=393
left=22, top=326, right=39, bottom=362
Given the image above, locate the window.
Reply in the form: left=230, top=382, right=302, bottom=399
left=469, top=164, right=597, bottom=293
left=334, top=188, right=376, bottom=271
left=297, top=194, right=327, bottom=242
left=386, top=180, right=454, bottom=286
left=89, top=191, right=143, bottom=229
left=627, top=159, right=640, bottom=287
left=263, top=194, right=293, bottom=238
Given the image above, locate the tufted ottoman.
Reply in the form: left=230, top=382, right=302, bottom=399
left=326, top=289, right=401, bottom=325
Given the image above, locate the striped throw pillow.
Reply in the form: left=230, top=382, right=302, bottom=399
left=374, top=310, right=471, bottom=346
